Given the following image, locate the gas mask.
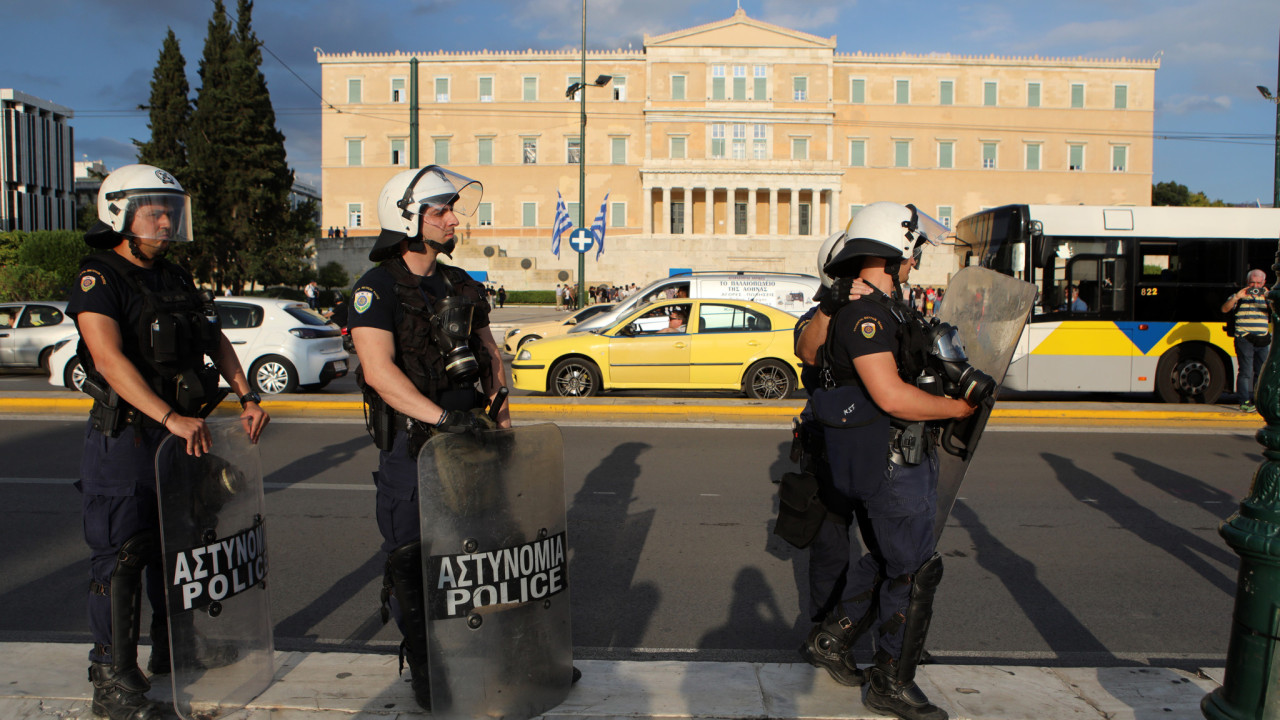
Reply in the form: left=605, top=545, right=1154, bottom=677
left=432, top=296, right=480, bottom=384
left=914, top=320, right=997, bottom=406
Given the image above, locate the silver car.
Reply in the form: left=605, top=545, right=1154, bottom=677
left=0, top=301, right=74, bottom=370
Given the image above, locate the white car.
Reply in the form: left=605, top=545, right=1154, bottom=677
left=48, top=297, right=350, bottom=394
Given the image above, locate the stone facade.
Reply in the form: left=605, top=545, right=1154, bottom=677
left=1, top=89, right=75, bottom=232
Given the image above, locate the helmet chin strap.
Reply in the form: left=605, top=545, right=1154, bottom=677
left=126, top=237, right=167, bottom=263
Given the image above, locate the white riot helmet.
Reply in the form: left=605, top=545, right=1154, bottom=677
left=88, top=164, right=193, bottom=249
left=823, top=201, right=950, bottom=280
left=371, top=165, right=482, bottom=261
left=816, top=230, right=849, bottom=289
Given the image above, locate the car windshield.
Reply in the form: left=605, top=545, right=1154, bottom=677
left=285, top=306, right=331, bottom=326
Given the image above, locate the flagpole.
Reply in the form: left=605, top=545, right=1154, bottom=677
left=577, top=0, right=587, bottom=308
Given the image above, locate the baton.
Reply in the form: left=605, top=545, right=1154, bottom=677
left=488, top=386, right=509, bottom=422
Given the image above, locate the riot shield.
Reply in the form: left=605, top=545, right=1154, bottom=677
left=155, top=418, right=273, bottom=720
left=932, top=267, right=1037, bottom=541
left=418, top=423, right=572, bottom=720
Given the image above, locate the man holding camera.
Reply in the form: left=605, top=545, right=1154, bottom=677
left=798, top=202, right=975, bottom=720
left=1221, top=268, right=1271, bottom=413
left=348, top=165, right=510, bottom=710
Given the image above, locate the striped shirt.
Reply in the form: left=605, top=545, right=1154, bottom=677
left=1233, top=291, right=1270, bottom=337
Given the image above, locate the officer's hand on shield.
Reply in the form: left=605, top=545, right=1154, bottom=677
left=437, top=408, right=497, bottom=439
left=239, top=401, right=269, bottom=444
left=164, top=413, right=212, bottom=457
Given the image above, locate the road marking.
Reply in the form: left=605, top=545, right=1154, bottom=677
left=0, top=477, right=374, bottom=491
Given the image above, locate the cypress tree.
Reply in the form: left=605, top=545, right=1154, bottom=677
left=134, top=30, right=191, bottom=182
left=188, top=0, right=239, bottom=290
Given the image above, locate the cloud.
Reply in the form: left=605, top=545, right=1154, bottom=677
left=1158, top=94, right=1233, bottom=115
left=75, top=137, right=139, bottom=167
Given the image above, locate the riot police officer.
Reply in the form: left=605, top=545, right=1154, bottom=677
left=798, top=202, right=974, bottom=720
left=70, top=164, right=269, bottom=720
left=348, top=165, right=510, bottom=711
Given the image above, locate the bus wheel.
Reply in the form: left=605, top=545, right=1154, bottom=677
left=1155, top=345, right=1225, bottom=404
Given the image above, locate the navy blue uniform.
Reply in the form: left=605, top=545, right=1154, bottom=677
left=822, top=297, right=938, bottom=661
left=68, top=257, right=195, bottom=664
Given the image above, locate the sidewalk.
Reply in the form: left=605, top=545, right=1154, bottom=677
left=0, top=642, right=1222, bottom=719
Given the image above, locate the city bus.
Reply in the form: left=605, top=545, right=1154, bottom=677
left=953, top=204, right=1280, bottom=403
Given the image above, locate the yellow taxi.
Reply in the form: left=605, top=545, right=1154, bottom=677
left=511, top=298, right=802, bottom=399
left=502, top=303, right=616, bottom=354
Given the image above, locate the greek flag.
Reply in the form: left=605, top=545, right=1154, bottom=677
left=591, top=192, right=610, bottom=260
left=551, top=192, right=572, bottom=258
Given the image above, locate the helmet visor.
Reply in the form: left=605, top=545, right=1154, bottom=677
left=402, top=166, right=484, bottom=217
left=906, top=204, right=950, bottom=263
left=124, top=193, right=193, bottom=242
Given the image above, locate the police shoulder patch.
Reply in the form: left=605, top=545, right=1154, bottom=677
left=353, top=289, right=375, bottom=314
left=857, top=315, right=882, bottom=339
left=79, top=269, right=105, bottom=293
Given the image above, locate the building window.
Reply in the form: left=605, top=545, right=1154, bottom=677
left=611, top=202, right=625, bottom=228
left=477, top=137, right=493, bottom=165
left=793, top=76, right=808, bottom=101
left=982, top=142, right=997, bottom=169
left=983, top=81, right=997, bottom=106
left=939, top=80, right=953, bottom=106
left=734, top=202, right=747, bottom=234
left=522, top=203, right=537, bottom=227
left=670, top=136, right=686, bottom=159
left=937, top=206, right=953, bottom=229
left=523, top=138, right=537, bottom=164
left=347, top=138, right=363, bottom=166
left=347, top=78, right=362, bottom=104
left=753, top=124, right=767, bottom=160
left=611, top=137, right=626, bottom=164
left=711, top=124, right=725, bottom=158
left=1027, top=82, right=1041, bottom=108
left=567, top=75, right=582, bottom=101
left=895, top=79, right=909, bottom=104
left=754, top=65, right=767, bottom=100
left=1112, top=145, right=1128, bottom=172
left=1069, top=144, right=1085, bottom=171
left=850, top=139, right=866, bottom=167
left=792, top=137, right=808, bottom=161
left=731, top=123, right=746, bottom=160
left=347, top=203, right=362, bottom=228
left=523, top=76, right=538, bottom=101
left=435, top=77, right=449, bottom=103
left=798, top=203, right=811, bottom=236
left=567, top=136, right=581, bottom=164
left=479, top=76, right=494, bottom=102
left=1025, top=143, right=1041, bottom=171
left=938, top=141, right=954, bottom=169
left=390, top=138, right=406, bottom=166
left=672, top=74, right=686, bottom=100
left=849, top=204, right=864, bottom=222
left=733, top=65, right=747, bottom=100
left=478, top=202, right=493, bottom=226
left=894, top=141, right=910, bottom=168
left=712, top=65, right=726, bottom=100
left=671, top=201, right=685, bottom=234
left=850, top=78, right=865, bottom=103
left=1071, top=83, right=1085, bottom=108
left=568, top=202, right=580, bottom=225
left=1114, top=84, right=1128, bottom=109
left=391, top=78, right=406, bottom=103
left=434, top=138, right=449, bottom=165
left=613, top=76, right=627, bottom=101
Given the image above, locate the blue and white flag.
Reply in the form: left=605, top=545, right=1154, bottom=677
left=590, top=192, right=610, bottom=260
left=551, top=191, right=572, bottom=258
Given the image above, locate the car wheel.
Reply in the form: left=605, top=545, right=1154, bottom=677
left=250, top=355, right=299, bottom=395
left=517, top=334, right=542, bottom=352
left=1154, top=344, right=1225, bottom=404
left=64, top=356, right=87, bottom=392
left=549, top=357, right=601, bottom=397
left=744, top=359, right=795, bottom=400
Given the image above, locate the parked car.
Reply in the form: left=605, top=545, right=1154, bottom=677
left=48, top=297, right=350, bottom=394
left=0, top=301, right=74, bottom=371
left=502, top=303, right=615, bottom=354
left=511, top=298, right=801, bottom=399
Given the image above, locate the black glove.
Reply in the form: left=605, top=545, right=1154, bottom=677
left=436, top=408, right=497, bottom=435
left=819, top=277, right=856, bottom=316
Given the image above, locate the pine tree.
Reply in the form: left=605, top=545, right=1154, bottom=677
left=134, top=30, right=191, bottom=181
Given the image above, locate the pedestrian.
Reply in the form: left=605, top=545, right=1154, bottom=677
left=305, top=280, right=319, bottom=310
left=342, top=226, right=348, bottom=238
left=797, top=202, right=974, bottom=720
left=1222, top=268, right=1272, bottom=412
left=554, top=283, right=563, bottom=311
left=69, top=164, right=269, bottom=720
left=497, top=285, right=506, bottom=308
left=347, top=165, right=510, bottom=711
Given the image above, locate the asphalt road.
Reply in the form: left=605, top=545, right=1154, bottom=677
left=0, top=417, right=1250, bottom=669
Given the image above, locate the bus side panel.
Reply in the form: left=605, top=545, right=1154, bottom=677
left=1138, top=321, right=1236, bottom=392
left=1002, top=327, right=1032, bottom=391
left=1025, top=320, right=1134, bottom=392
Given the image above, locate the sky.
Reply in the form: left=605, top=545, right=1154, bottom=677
left=5, top=0, right=1279, bottom=204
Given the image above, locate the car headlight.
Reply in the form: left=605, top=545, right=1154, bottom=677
left=517, top=349, right=532, bottom=361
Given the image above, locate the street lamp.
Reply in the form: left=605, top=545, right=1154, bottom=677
left=1257, top=83, right=1279, bottom=208
left=568, top=0, right=612, bottom=309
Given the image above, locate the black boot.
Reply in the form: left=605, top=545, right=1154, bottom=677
left=384, top=542, right=431, bottom=711
left=146, top=615, right=169, bottom=676
left=864, top=651, right=947, bottom=720
left=799, top=615, right=864, bottom=686
left=90, top=662, right=162, bottom=720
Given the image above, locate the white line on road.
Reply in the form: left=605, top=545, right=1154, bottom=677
left=0, top=477, right=374, bottom=491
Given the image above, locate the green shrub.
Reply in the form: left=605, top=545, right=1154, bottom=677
left=0, top=264, right=64, bottom=301
left=247, top=285, right=307, bottom=301
left=503, top=290, right=555, bottom=305
left=17, top=231, right=91, bottom=288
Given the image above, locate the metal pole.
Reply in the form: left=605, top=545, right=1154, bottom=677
left=409, top=57, right=419, bottom=168
left=577, top=0, right=587, bottom=308
left=1202, top=30, right=1280, bottom=720
left=1274, top=29, right=1279, bottom=209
